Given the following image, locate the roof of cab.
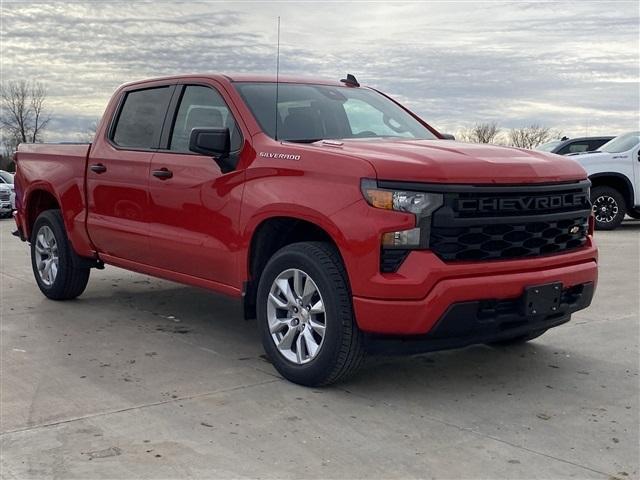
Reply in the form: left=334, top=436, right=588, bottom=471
left=120, top=73, right=351, bottom=90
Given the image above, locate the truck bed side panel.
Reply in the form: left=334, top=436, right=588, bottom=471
left=15, top=143, right=95, bottom=257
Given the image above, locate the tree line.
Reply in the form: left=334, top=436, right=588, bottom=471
left=456, top=122, right=560, bottom=149
left=0, top=80, right=51, bottom=171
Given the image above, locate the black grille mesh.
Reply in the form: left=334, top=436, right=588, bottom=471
left=431, top=216, right=588, bottom=261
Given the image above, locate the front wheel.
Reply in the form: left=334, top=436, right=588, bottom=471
left=591, top=186, right=626, bottom=230
left=31, top=209, right=90, bottom=300
left=256, top=242, right=365, bottom=386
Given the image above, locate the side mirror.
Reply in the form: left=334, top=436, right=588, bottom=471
left=189, top=128, right=234, bottom=173
left=440, top=133, right=455, bottom=140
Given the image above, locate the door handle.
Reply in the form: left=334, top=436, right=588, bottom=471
left=90, top=163, right=107, bottom=174
left=152, top=168, right=173, bottom=179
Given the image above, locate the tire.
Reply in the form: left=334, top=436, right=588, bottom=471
left=30, top=209, right=90, bottom=300
left=489, top=329, right=547, bottom=346
left=256, top=241, right=365, bottom=386
left=591, top=186, right=626, bottom=230
left=627, top=208, right=640, bottom=220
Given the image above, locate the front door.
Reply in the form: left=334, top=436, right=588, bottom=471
left=146, top=84, right=245, bottom=287
left=87, top=85, right=174, bottom=262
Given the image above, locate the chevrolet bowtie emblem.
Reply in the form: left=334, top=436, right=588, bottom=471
left=569, top=225, right=580, bottom=234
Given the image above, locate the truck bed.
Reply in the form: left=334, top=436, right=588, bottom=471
left=15, top=142, right=93, bottom=256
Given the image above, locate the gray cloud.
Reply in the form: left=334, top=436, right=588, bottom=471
left=1, top=0, right=638, bottom=141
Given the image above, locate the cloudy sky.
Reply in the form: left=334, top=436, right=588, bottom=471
left=1, top=0, right=638, bottom=142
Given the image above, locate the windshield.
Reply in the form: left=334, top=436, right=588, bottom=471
left=0, top=171, right=14, bottom=184
left=234, top=82, right=437, bottom=142
left=600, top=132, right=640, bottom=153
left=536, top=140, right=561, bottom=152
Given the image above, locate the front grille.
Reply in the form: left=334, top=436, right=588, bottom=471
left=429, top=181, right=591, bottom=262
left=0, top=191, right=10, bottom=201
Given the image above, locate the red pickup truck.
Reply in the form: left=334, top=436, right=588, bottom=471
left=13, top=74, right=598, bottom=386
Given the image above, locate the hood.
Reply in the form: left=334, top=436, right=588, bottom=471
left=313, top=139, right=588, bottom=184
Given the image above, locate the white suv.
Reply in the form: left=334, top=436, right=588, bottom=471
left=573, top=132, right=640, bottom=230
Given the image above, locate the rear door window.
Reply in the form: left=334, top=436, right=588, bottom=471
left=112, top=86, right=172, bottom=149
left=557, top=141, right=589, bottom=155
left=588, top=139, right=608, bottom=151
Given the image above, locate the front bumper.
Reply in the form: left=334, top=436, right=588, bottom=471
left=365, top=281, right=594, bottom=354
left=352, top=242, right=597, bottom=336
left=0, top=201, right=12, bottom=214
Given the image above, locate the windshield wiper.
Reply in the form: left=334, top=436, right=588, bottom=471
left=284, top=138, right=323, bottom=144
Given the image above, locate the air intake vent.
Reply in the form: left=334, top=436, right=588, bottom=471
left=380, top=249, right=409, bottom=273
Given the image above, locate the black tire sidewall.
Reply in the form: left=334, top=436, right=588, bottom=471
left=30, top=210, right=74, bottom=298
left=591, top=186, right=626, bottom=230
left=256, top=243, right=353, bottom=386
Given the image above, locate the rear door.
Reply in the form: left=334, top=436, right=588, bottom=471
left=87, top=85, right=174, bottom=262
left=145, top=83, right=246, bottom=286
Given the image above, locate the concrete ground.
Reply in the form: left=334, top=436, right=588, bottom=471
left=0, top=217, right=638, bottom=480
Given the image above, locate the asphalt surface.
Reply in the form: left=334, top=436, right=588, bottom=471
left=1, top=216, right=638, bottom=479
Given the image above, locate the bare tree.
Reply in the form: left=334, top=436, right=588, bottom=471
left=0, top=134, right=19, bottom=171
left=29, top=82, right=50, bottom=143
left=509, top=125, right=557, bottom=149
left=457, top=122, right=501, bottom=144
left=1, top=80, right=51, bottom=144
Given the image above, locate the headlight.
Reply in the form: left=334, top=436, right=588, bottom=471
left=361, top=179, right=443, bottom=249
left=360, top=179, right=443, bottom=218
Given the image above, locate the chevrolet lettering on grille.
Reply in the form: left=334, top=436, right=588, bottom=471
left=456, top=192, right=589, bottom=214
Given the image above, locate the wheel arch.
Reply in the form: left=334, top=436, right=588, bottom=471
left=242, top=214, right=347, bottom=320
left=589, top=173, right=634, bottom=209
left=24, top=186, right=61, bottom=240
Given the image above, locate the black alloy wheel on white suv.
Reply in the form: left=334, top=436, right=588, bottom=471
left=591, top=185, right=627, bottom=230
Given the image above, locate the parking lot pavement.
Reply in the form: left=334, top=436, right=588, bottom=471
left=0, top=217, right=638, bottom=480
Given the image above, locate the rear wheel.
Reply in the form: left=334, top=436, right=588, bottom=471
left=257, top=242, right=365, bottom=386
left=31, top=209, right=90, bottom=300
left=591, top=186, right=626, bottom=230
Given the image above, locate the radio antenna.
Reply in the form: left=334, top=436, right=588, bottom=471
left=274, top=16, right=281, bottom=141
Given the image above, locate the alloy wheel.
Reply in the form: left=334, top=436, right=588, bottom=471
left=592, top=195, right=619, bottom=224
left=34, top=225, right=59, bottom=286
left=266, top=268, right=326, bottom=364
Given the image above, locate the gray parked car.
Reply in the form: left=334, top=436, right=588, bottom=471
left=536, top=136, right=614, bottom=155
left=0, top=170, right=15, bottom=217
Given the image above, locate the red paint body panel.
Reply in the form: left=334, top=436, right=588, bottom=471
left=13, top=143, right=94, bottom=257
left=14, top=74, right=598, bottom=337
left=353, top=257, right=597, bottom=335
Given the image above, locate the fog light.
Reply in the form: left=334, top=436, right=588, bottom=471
left=382, top=228, right=421, bottom=248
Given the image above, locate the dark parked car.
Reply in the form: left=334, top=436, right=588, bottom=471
left=536, top=136, right=614, bottom=155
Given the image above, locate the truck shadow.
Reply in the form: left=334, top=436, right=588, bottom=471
left=74, top=277, right=600, bottom=402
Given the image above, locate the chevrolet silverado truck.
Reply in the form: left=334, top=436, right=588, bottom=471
left=13, top=74, right=598, bottom=386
